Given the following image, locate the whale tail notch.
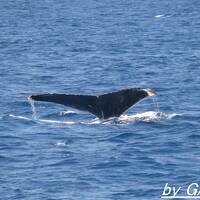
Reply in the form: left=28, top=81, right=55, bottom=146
left=28, top=88, right=156, bottom=119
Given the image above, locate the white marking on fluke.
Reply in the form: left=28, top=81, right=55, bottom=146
left=143, top=88, right=156, bottom=96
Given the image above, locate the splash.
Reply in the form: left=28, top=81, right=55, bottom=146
left=117, top=111, right=178, bottom=124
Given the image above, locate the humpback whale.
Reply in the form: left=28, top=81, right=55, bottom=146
left=28, top=88, right=156, bottom=119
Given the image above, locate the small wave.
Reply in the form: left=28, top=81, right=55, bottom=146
left=188, top=134, right=200, bottom=139
left=155, top=14, right=165, bottom=18
left=56, top=140, right=66, bottom=147
left=9, top=111, right=179, bottom=125
left=154, top=14, right=172, bottom=19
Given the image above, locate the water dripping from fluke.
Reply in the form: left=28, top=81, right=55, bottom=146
left=152, top=95, right=160, bottom=113
left=28, top=96, right=37, bottom=120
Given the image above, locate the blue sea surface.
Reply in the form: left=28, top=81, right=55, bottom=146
left=0, top=0, right=200, bottom=199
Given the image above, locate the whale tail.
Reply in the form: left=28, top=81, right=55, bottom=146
left=28, top=88, right=156, bottom=119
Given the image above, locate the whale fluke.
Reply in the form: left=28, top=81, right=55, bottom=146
left=28, top=88, right=156, bottom=119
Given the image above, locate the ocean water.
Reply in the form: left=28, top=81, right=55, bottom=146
left=0, top=0, right=200, bottom=199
